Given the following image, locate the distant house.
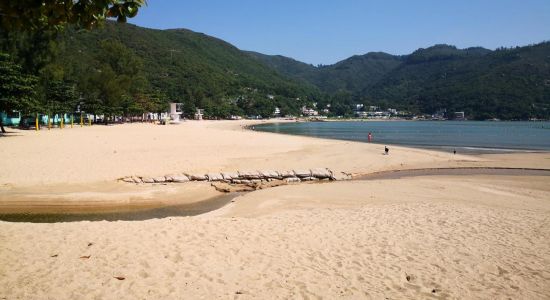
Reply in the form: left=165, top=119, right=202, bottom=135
left=454, top=111, right=465, bottom=120
left=273, top=107, right=281, bottom=117
left=356, top=111, right=368, bottom=118
left=301, top=106, right=318, bottom=116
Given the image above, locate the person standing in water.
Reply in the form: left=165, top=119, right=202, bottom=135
left=368, top=132, right=372, bottom=142
left=385, top=146, right=389, bottom=155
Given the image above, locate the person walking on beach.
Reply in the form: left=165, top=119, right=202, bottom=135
left=384, top=146, right=389, bottom=155
left=368, top=132, right=372, bottom=142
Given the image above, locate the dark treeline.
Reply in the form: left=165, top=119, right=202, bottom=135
left=0, top=21, right=324, bottom=127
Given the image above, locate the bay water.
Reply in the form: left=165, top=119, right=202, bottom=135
left=255, top=121, right=550, bottom=153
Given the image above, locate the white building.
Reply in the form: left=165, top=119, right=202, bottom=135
left=302, top=106, right=319, bottom=116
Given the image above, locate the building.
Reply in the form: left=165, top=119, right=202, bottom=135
left=301, top=106, right=319, bottom=116
left=356, top=111, right=368, bottom=118
left=454, top=111, right=465, bottom=120
left=194, top=109, right=204, bottom=120
left=273, top=107, right=281, bottom=117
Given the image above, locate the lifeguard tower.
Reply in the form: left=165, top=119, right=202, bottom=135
left=169, top=102, right=183, bottom=124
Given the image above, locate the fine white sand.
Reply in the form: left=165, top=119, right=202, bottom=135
left=1, top=120, right=549, bottom=299
left=0, top=120, right=479, bottom=188
left=1, top=176, right=549, bottom=299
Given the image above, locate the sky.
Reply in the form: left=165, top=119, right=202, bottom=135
left=129, top=0, right=550, bottom=65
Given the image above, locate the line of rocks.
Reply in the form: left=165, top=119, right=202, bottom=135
left=119, top=168, right=352, bottom=185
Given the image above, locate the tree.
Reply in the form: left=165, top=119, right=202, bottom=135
left=76, top=39, right=149, bottom=123
left=45, top=80, right=79, bottom=121
left=0, top=0, right=146, bottom=32
left=0, top=53, right=38, bottom=132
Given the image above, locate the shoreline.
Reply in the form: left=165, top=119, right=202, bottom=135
left=252, top=120, right=550, bottom=154
left=0, top=120, right=548, bottom=215
left=1, top=166, right=548, bottom=220
left=1, top=120, right=549, bottom=299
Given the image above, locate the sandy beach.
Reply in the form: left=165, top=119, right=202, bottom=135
left=1, top=120, right=549, bottom=299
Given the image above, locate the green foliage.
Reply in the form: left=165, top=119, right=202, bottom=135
left=54, top=22, right=318, bottom=118
left=248, top=51, right=403, bottom=94
left=0, top=53, right=38, bottom=114
left=253, top=43, right=550, bottom=120
left=0, top=0, right=145, bottom=32
left=363, top=43, right=550, bottom=119
left=44, top=80, right=79, bottom=115
left=72, top=38, right=150, bottom=118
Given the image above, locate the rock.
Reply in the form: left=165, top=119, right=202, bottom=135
left=188, top=174, right=208, bottom=181
left=259, top=170, right=280, bottom=179
left=131, top=176, right=142, bottom=183
left=311, top=168, right=332, bottom=179
left=285, top=177, right=301, bottom=183
left=141, top=177, right=155, bottom=183
left=172, top=174, right=190, bottom=183
left=302, top=177, right=319, bottom=181
left=221, top=172, right=240, bottom=180
left=278, top=170, right=295, bottom=178
left=207, top=173, right=224, bottom=182
left=250, top=179, right=263, bottom=184
left=233, top=179, right=251, bottom=184
left=238, top=170, right=262, bottom=179
left=293, top=169, right=312, bottom=178
left=121, top=177, right=134, bottom=183
left=153, top=176, right=166, bottom=183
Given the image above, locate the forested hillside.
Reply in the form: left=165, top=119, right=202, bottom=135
left=1, top=21, right=320, bottom=121
left=2, top=20, right=549, bottom=121
left=252, top=43, right=550, bottom=119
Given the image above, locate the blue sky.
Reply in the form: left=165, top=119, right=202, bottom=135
left=130, top=0, right=550, bottom=65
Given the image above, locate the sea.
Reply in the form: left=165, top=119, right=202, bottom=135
left=255, top=121, right=550, bottom=153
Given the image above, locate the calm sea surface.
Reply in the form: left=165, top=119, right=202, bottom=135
left=255, top=121, right=550, bottom=153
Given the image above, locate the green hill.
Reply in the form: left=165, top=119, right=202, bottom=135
left=247, top=51, right=403, bottom=94
left=2, top=21, right=549, bottom=120
left=68, top=22, right=314, bottom=96
left=251, top=43, right=550, bottom=119
left=22, top=22, right=322, bottom=117
left=363, top=43, right=550, bottom=119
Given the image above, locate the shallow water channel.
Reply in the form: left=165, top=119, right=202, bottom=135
left=1, top=168, right=548, bottom=223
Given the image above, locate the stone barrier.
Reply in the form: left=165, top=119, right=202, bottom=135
left=118, top=168, right=352, bottom=186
